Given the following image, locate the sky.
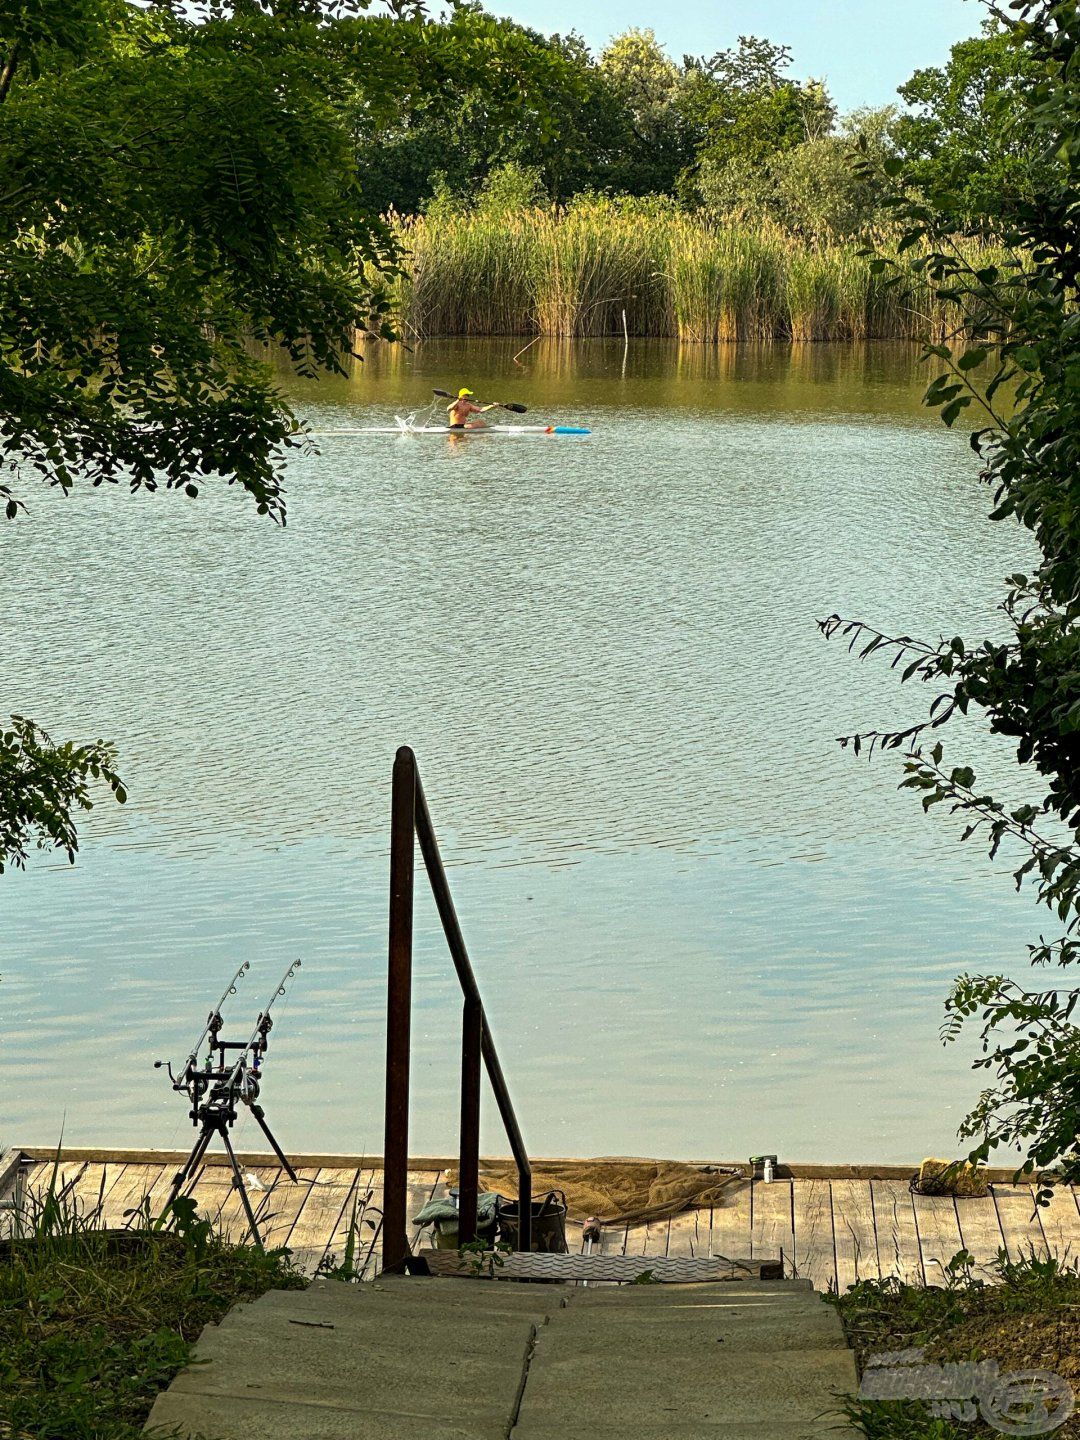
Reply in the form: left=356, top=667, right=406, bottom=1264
left=475, top=0, right=985, bottom=114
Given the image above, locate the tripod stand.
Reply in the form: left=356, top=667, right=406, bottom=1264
left=158, top=961, right=301, bottom=1249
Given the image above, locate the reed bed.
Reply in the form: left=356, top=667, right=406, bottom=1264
left=379, top=201, right=970, bottom=342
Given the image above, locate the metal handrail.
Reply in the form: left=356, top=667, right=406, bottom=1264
left=382, top=746, right=532, bottom=1273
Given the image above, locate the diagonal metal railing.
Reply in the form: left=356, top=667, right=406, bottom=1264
left=382, top=746, right=532, bottom=1272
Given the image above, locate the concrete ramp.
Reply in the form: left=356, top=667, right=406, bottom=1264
left=146, top=1276, right=858, bottom=1439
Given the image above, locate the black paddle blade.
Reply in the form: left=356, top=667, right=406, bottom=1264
left=432, top=388, right=451, bottom=398
left=502, top=402, right=528, bottom=413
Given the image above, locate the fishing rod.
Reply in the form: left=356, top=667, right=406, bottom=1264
left=164, top=959, right=250, bottom=1093
left=156, top=959, right=303, bottom=1249
left=224, top=959, right=302, bottom=1097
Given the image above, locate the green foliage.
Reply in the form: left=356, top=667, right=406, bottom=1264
left=349, top=12, right=596, bottom=209
left=352, top=21, right=845, bottom=210
left=0, top=1, right=402, bottom=527
left=0, top=716, right=124, bottom=874
left=831, top=1247, right=1080, bottom=1438
left=698, top=115, right=894, bottom=238
left=1, top=1, right=569, bottom=875
left=822, top=0, right=1080, bottom=1193
left=476, top=161, right=548, bottom=216
left=892, top=20, right=1046, bottom=218
left=1, top=1166, right=302, bottom=1439
left=685, top=35, right=835, bottom=183
left=457, top=1237, right=512, bottom=1278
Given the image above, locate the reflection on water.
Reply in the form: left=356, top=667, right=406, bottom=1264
left=0, top=341, right=1038, bottom=1163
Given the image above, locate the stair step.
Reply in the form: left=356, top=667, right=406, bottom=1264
left=517, top=1335, right=856, bottom=1430
left=549, top=1306, right=845, bottom=1352
left=567, top=1290, right=817, bottom=1313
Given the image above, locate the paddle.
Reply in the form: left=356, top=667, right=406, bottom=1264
left=433, top=388, right=528, bottom=414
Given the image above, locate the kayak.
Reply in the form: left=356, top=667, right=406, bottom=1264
left=311, top=424, right=590, bottom=436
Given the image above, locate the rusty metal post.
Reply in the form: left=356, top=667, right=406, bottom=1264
left=382, top=746, right=416, bottom=1273
left=458, top=997, right=482, bottom=1244
left=517, top=1162, right=532, bottom=1253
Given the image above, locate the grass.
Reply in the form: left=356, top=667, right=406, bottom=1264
left=377, top=199, right=976, bottom=342
left=831, top=1247, right=1080, bottom=1438
left=0, top=1151, right=304, bottom=1439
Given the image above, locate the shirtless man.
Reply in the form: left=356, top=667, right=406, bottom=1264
left=447, top=388, right=498, bottom=429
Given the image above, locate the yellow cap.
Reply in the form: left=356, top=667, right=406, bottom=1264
left=458, top=387, right=473, bottom=397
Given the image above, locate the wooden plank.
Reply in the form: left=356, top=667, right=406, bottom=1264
left=666, top=1208, right=707, bottom=1259
left=10, top=1147, right=1037, bottom=1183
left=993, top=1184, right=1050, bottom=1262
left=710, top=1179, right=752, bottom=1262
left=624, top=1218, right=668, bottom=1258
left=1039, top=1186, right=1080, bottom=1269
left=258, top=1167, right=322, bottom=1252
left=361, top=1169, right=443, bottom=1278
left=912, top=1192, right=964, bottom=1285
left=871, top=1180, right=923, bottom=1286
left=0, top=1155, right=31, bottom=1238
left=953, top=1195, right=1007, bottom=1279
left=831, top=1180, right=880, bottom=1290
left=46, top=1160, right=124, bottom=1222
left=319, top=1170, right=378, bottom=1274
left=99, top=1165, right=167, bottom=1228
left=214, top=1166, right=285, bottom=1246
left=140, top=1159, right=199, bottom=1226
left=751, top=1180, right=793, bottom=1274
left=188, top=1164, right=240, bottom=1228
left=597, top=1221, right=628, bottom=1258
left=286, top=1166, right=361, bottom=1275
left=792, top=1180, right=836, bottom=1292
left=0, top=1150, right=25, bottom=1202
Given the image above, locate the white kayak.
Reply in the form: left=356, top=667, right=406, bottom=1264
left=310, top=423, right=590, bottom=436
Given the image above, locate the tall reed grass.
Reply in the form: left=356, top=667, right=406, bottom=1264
left=378, top=200, right=970, bottom=343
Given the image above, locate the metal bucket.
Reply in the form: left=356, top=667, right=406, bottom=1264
left=497, top=1190, right=568, bottom=1253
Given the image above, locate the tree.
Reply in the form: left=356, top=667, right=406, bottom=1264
left=683, top=36, right=836, bottom=206
left=0, top=0, right=559, bottom=870
left=698, top=109, right=896, bottom=238
left=892, top=19, right=1046, bottom=217
left=821, top=0, right=1080, bottom=1193
left=343, top=11, right=595, bottom=210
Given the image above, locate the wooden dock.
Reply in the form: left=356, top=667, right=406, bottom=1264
left=5, top=1149, right=1080, bottom=1293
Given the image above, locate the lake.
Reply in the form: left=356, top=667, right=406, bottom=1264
left=0, top=339, right=1039, bottom=1166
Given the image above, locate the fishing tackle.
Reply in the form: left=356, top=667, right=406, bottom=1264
left=155, top=960, right=302, bottom=1248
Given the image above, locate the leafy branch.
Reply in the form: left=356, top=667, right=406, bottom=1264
left=0, top=717, right=125, bottom=874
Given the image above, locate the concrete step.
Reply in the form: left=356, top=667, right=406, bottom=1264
left=564, top=1280, right=817, bottom=1307
left=516, top=1334, right=856, bottom=1431
left=513, top=1424, right=860, bottom=1439
left=220, top=1277, right=563, bottom=1326
left=145, top=1278, right=538, bottom=1440
left=362, top=1274, right=574, bottom=1310
left=144, top=1275, right=857, bottom=1440
left=538, top=1304, right=847, bottom=1353
left=149, top=1391, right=506, bottom=1440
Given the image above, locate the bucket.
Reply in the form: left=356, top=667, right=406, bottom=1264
left=497, top=1190, right=568, bottom=1254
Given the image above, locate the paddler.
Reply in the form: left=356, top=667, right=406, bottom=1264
left=447, top=388, right=498, bottom=430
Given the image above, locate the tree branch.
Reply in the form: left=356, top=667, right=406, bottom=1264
left=0, top=41, right=20, bottom=106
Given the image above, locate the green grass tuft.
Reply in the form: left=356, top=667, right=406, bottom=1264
left=0, top=1171, right=303, bottom=1439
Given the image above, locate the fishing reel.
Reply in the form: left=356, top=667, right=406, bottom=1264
left=156, top=959, right=303, bottom=1247
left=156, top=959, right=300, bottom=1129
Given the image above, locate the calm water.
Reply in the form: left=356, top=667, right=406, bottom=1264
left=0, top=340, right=1039, bottom=1165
